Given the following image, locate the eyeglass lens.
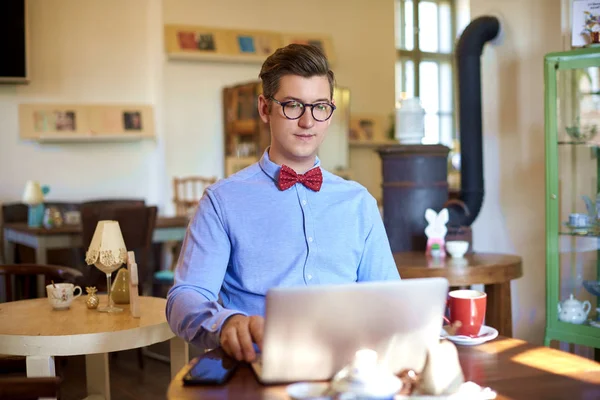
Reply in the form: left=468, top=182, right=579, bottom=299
left=283, top=101, right=334, bottom=121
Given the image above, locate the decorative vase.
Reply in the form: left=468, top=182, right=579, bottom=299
left=86, top=287, right=100, bottom=309
left=111, top=268, right=130, bottom=304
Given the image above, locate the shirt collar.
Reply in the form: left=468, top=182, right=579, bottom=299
left=259, top=147, right=321, bottom=182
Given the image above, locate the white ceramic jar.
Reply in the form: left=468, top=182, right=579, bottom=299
left=395, top=97, right=425, bottom=144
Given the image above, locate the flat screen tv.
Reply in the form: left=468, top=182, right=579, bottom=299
left=0, top=0, right=28, bottom=84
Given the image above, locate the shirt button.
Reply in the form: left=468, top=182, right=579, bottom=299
left=212, top=324, right=217, bottom=330
left=302, top=200, right=307, bottom=206
left=308, top=237, right=313, bottom=243
left=307, top=274, right=313, bottom=280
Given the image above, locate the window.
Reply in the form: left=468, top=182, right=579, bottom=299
left=395, top=0, right=468, bottom=146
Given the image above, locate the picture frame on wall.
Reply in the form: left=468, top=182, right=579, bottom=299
left=281, top=33, right=335, bottom=64
left=348, top=114, right=387, bottom=142
left=572, top=0, right=600, bottom=47
left=165, top=24, right=230, bottom=58
left=19, top=104, right=155, bottom=142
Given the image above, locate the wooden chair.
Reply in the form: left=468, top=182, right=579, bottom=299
left=80, top=204, right=158, bottom=294
left=0, top=264, right=83, bottom=302
left=172, top=176, right=217, bottom=218
left=154, top=176, right=216, bottom=297
left=81, top=198, right=145, bottom=208
left=0, top=376, right=61, bottom=400
left=0, top=265, right=82, bottom=380
left=80, top=204, right=158, bottom=370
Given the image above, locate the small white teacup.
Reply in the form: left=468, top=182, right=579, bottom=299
left=446, top=240, right=469, bottom=258
left=46, top=283, right=82, bottom=310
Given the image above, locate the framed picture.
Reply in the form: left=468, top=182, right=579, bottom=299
left=225, top=156, right=257, bottom=177
left=572, top=0, right=600, bottom=47
left=281, top=33, right=335, bottom=64
left=349, top=114, right=387, bottom=142
left=19, top=104, right=155, bottom=141
left=232, top=30, right=282, bottom=57
left=164, top=24, right=231, bottom=58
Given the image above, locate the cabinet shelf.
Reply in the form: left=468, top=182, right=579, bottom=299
left=557, top=140, right=599, bottom=146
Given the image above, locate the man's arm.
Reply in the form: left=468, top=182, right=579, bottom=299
left=166, top=190, right=244, bottom=349
left=357, top=195, right=401, bottom=281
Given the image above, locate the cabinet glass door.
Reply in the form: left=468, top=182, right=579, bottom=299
left=557, top=64, right=600, bottom=315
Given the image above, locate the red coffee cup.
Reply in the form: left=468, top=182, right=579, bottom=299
left=443, top=289, right=487, bottom=337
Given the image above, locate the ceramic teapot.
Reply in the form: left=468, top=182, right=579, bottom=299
left=557, top=294, right=591, bottom=324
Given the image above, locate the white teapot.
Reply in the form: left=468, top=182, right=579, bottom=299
left=557, top=294, right=591, bottom=325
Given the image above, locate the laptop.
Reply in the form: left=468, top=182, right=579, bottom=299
left=251, top=277, right=449, bottom=384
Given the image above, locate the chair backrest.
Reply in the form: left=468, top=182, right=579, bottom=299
left=173, top=176, right=217, bottom=217
left=81, top=205, right=158, bottom=293
left=0, top=376, right=61, bottom=400
left=81, top=198, right=145, bottom=208
left=0, top=264, right=83, bottom=302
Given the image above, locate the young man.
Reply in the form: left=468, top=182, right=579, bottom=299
left=166, top=44, right=400, bottom=363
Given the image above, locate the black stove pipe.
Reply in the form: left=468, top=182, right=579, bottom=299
left=450, top=16, right=500, bottom=227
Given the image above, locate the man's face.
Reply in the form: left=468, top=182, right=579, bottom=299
left=258, top=75, right=333, bottom=170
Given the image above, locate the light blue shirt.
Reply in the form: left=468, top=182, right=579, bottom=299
left=166, top=149, right=400, bottom=349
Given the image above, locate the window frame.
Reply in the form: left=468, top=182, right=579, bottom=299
left=396, top=0, right=458, bottom=145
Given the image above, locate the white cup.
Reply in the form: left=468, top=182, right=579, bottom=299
left=446, top=240, right=469, bottom=258
left=46, top=283, right=82, bottom=310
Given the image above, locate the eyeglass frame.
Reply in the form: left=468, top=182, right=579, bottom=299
left=269, top=97, right=336, bottom=122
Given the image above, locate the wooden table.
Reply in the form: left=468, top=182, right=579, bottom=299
left=0, top=295, right=189, bottom=400
left=393, top=252, right=523, bottom=337
left=2, top=216, right=188, bottom=298
left=167, top=337, right=600, bottom=400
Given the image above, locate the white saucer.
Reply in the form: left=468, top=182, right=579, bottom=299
left=440, top=325, right=499, bottom=346
left=589, top=320, right=600, bottom=328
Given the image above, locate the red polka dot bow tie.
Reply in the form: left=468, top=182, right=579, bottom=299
left=278, top=165, right=323, bottom=192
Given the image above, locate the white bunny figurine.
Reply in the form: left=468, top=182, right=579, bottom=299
left=425, top=208, right=449, bottom=257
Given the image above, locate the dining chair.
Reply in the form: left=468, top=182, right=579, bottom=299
left=172, top=176, right=216, bottom=218
left=80, top=204, right=158, bottom=294
left=1, top=202, right=33, bottom=264
left=154, top=176, right=216, bottom=296
left=80, top=204, right=158, bottom=370
left=81, top=198, right=145, bottom=208
left=0, top=264, right=83, bottom=302
left=0, top=264, right=83, bottom=380
left=0, top=376, right=62, bottom=400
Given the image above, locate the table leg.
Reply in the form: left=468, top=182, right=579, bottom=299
left=26, top=355, right=56, bottom=400
left=85, top=353, right=110, bottom=400
left=35, top=242, right=48, bottom=298
left=485, top=282, right=513, bottom=337
left=169, top=336, right=189, bottom=379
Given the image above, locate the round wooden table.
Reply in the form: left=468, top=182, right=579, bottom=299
left=0, top=295, right=189, bottom=400
left=393, top=252, right=523, bottom=337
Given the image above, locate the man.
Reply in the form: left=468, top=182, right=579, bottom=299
left=166, top=43, right=400, bottom=363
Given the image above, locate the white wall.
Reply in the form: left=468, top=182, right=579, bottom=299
left=162, top=0, right=396, bottom=213
left=0, top=0, right=396, bottom=214
left=469, top=0, right=563, bottom=343
left=0, top=0, right=165, bottom=206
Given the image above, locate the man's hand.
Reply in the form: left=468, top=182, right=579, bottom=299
left=220, top=314, right=264, bottom=362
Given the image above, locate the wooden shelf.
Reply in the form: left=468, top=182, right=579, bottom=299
left=167, top=52, right=267, bottom=64
left=24, top=133, right=155, bottom=143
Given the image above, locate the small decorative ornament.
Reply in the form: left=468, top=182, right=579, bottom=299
left=85, top=286, right=100, bottom=309
left=424, top=208, right=449, bottom=257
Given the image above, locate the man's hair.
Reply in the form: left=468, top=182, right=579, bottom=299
left=259, top=43, right=335, bottom=101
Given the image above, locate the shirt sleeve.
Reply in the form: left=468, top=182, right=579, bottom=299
left=357, top=195, right=401, bottom=282
left=166, top=190, right=246, bottom=350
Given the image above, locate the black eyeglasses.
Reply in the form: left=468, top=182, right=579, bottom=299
left=270, top=97, right=336, bottom=122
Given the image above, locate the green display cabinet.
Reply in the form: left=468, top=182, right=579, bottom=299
left=545, top=47, right=600, bottom=350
